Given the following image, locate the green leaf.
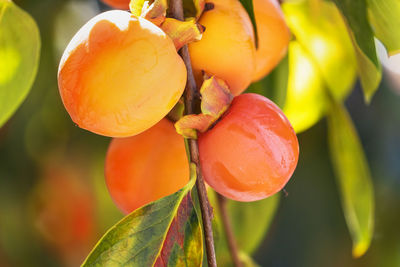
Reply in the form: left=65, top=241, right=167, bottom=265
left=367, top=0, right=400, bottom=56
left=238, top=0, right=258, bottom=48
left=332, top=0, right=382, bottom=102
left=327, top=100, right=374, bottom=258
left=228, top=194, right=279, bottom=254
left=208, top=190, right=279, bottom=266
left=282, top=0, right=357, bottom=133
left=0, top=0, right=40, bottom=128
left=82, top=174, right=203, bottom=266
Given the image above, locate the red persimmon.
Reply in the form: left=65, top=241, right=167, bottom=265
left=199, top=93, right=299, bottom=201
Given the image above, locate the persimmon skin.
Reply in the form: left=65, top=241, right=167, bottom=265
left=198, top=93, right=299, bottom=201
left=188, top=0, right=255, bottom=95
left=58, top=11, right=186, bottom=137
left=252, top=0, right=290, bottom=81
left=105, top=119, right=189, bottom=214
left=101, top=0, right=129, bottom=10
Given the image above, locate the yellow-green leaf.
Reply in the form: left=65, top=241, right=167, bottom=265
left=332, top=0, right=382, bottom=102
left=367, top=0, right=400, bottom=56
left=327, top=100, right=374, bottom=258
left=0, top=0, right=40, bottom=127
left=283, top=41, right=327, bottom=133
left=283, top=0, right=357, bottom=100
left=282, top=0, right=357, bottom=133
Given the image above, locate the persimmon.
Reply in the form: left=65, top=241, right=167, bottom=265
left=105, top=118, right=189, bottom=214
left=252, top=0, right=290, bottom=81
left=188, top=0, right=256, bottom=95
left=101, top=0, right=130, bottom=10
left=58, top=10, right=187, bottom=137
left=198, top=93, right=299, bottom=201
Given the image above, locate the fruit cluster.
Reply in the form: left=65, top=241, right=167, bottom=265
left=58, top=0, right=298, bottom=214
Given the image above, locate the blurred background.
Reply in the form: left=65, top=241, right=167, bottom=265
left=0, top=0, right=399, bottom=266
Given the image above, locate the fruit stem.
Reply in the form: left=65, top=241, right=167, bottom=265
left=169, top=0, right=218, bottom=266
left=217, top=194, right=243, bottom=267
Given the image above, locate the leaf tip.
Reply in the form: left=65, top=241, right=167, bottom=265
left=352, top=241, right=369, bottom=258
left=363, top=91, right=374, bottom=105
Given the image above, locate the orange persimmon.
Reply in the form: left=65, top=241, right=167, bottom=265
left=58, top=10, right=186, bottom=137
left=252, top=0, right=290, bottom=81
left=105, top=118, right=189, bottom=214
left=188, top=0, right=256, bottom=95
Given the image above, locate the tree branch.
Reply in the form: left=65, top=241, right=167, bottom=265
left=168, top=1, right=218, bottom=266
left=217, top=194, right=243, bottom=267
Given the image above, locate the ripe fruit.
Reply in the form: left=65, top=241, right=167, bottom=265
left=101, top=0, right=129, bottom=10
left=189, top=0, right=255, bottom=95
left=58, top=10, right=186, bottom=137
left=252, top=0, right=290, bottom=81
left=198, top=93, right=299, bottom=201
left=105, top=118, right=189, bottom=214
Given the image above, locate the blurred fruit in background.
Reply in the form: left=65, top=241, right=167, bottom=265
left=29, top=158, right=97, bottom=266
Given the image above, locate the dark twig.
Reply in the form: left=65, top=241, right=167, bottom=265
left=169, top=1, right=217, bottom=266
left=217, top=194, right=243, bottom=267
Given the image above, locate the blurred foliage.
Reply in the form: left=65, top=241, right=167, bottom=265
left=0, top=0, right=400, bottom=266
left=327, top=99, right=374, bottom=258
left=0, top=0, right=40, bottom=128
